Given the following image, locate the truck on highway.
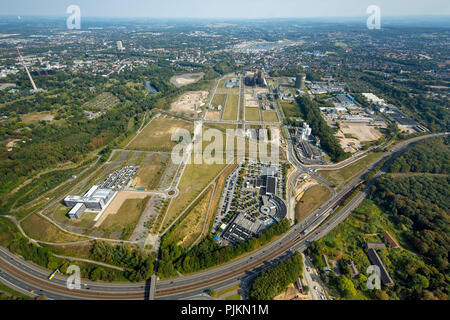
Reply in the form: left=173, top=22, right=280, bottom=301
left=48, top=269, right=59, bottom=281
left=302, top=228, right=309, bottom=235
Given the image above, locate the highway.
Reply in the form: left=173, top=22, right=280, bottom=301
left=0, top=132, right=447, bottom=300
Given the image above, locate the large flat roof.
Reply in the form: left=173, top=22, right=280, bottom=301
left=266, top=176, right=276, bottom=195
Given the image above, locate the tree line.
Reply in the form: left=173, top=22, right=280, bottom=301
left=249, top=252, right=303, bottom=300
left=295, top=96, right=350, bottom=162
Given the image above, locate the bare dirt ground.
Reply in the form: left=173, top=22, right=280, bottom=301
left=170, top=73, right=205, bottom=88
left=94, top=191, right=151, bottom=228
left=340, top=123, right=382, bottom=141
left=336, top=130, right=361, bottom=153
left=274, top=284, right=310, bottom=300
left=170, top=91, right=208, bottom=115
left=244, top=93, right=259, bottom=108
left=267, top=125, right=281, bottom=143
left=336, top=123, right=383, bottom=153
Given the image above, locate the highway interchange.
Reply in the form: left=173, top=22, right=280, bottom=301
left=0, top=108, right=447, bottom=300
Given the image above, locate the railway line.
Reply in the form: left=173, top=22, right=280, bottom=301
left=0, top=132, right=447, bottom=300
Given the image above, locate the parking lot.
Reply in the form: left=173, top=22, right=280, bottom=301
left=98, top=166, right=139, bottom=190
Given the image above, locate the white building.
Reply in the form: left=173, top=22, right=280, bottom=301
left=117, top=41, right=125, bottom=51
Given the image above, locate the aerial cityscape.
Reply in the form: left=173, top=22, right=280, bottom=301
left=0, top=0, right=448, bottom=308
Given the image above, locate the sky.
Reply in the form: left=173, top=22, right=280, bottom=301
left=2, top=0, right=450, bottom=19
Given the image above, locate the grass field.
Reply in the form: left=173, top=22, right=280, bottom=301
left=132, top=154, right=168, bottom=190
left=99, top=197, right=150, bottom=240
left=166, top=164, right=237, bottom=247
left=127, top=118, right=194, bottom=152
left=281, top=102, right=302, bottom=118
left=295, top=185, right=331, bottom=222
left=222, top=95, right=239, bottom=121
left=318, top=152, right=384, bottom=187
left=165, top=186, right=213, bottom=248
left=51, top=204, right=98, bottom=230
left=0, top=281, right=32, bottom=300
left=21, top=111, right=54, bottom=124
left=211, top=94, right=226, bottom=108
left=21, top=213, right=85, bottom=243
left=46, top=242, right=94, bottom=259
left=212, top=284, right=240, bottom=298
left=245, top=107, right=261, bottom=121
left=162, top=162, right=227, bottom=231
left=262, top=110, right=279, bottom=123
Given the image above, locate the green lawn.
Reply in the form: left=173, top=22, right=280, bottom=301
left=295, top=185, right=331, bottom=223
left=318, top=152, right=384, bottom=187
left=211, top=94, right=226, bottom=108
left=222, top=95, right=239, bottom=121
left=161, top=162, right=226, bottom=231
left=281, top=102, right=302, bottom=118
left=127, top=118, right=194, bottom=152
left=245, top=107, right=261, bottom=121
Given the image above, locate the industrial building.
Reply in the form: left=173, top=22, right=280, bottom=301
left=295, top=73, right=306, bottom=89
left=64, top=186, right=116, bottom=219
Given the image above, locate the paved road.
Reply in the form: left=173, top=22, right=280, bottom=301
left=302, top=254, right=326, bottom=300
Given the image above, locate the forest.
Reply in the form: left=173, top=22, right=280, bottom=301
left=249, top=252, right=303, bottom=300
left=388, top=137, right=449, bottom=174
left=370, top=176, right=449, bottom=271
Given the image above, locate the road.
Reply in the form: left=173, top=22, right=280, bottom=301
left=302, top=254, right=326, bottom=300
left=0, top=132, right=447, bottom=300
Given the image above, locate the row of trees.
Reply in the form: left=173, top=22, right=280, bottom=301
left=295, top=96, right=350, bottom=162
left=158, top=219, right=291, bottom=278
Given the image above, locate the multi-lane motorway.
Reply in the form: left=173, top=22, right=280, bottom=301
left=0, top=132, right=447, bottom=300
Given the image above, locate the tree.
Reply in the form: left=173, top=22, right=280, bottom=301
left=337, top=276, right=357, bottom=298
